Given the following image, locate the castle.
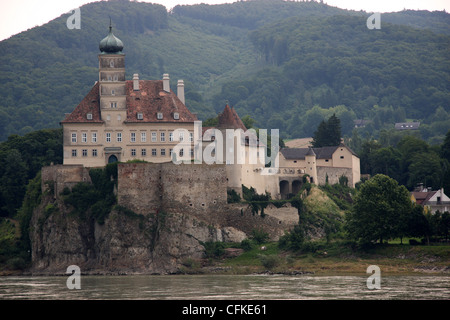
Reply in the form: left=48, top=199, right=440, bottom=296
left=60, top=25, right=360, bottom=200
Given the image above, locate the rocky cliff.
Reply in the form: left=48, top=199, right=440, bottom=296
left=30, top=163, right=296, bottom=275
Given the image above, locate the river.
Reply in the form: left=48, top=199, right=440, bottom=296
left=0, top=274, right=449, bottom=300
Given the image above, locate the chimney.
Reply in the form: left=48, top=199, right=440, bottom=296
left=163, top=73, right=170, bottom=92
left=133, top=74, right=139, bottom=91
left=177, top=79, right=185, bottom=104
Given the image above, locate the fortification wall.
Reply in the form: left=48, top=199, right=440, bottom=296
left=316, top=166, right=353, bottom=186
left=117, top=162, right=228, bottom=216
left=41, top=164, right=91, bottom=197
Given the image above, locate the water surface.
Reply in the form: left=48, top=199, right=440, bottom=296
left=0, top=274, right=449, bottom=300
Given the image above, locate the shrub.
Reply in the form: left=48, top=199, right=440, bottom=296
left=202, top=241, right=225, bottom=258
left=259, top=254, right=280, bottom=270
left=251, top=228, right=269, bottom=244
left=240, top=239, right=253, bottom=251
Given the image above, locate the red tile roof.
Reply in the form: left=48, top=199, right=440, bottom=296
left=61, top=82, right=103, bottom=124
left=61, top=80, right=198, bottom=124
left=217, top=104, right=247, bottom=131
left=125, top=80, right=197, bottom=123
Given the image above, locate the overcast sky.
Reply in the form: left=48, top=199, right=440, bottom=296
left=0, top=0, right=448, bottom=41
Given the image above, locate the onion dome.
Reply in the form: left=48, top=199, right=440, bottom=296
left=99, top=24, right=124, bottom=54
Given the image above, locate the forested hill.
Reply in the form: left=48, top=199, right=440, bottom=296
left=0, top=0, right=449, bottom=142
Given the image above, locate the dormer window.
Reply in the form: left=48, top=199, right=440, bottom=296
left=137, top=112, right=143, bottom=120
left=86, top=113, right=93, bottom=120
left=157, top=112, right=163, bottom=120
left=173, top=112, right=179, bottom=120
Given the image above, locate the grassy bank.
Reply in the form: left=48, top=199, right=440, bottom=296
left=186, top=240, right=450, bottom=276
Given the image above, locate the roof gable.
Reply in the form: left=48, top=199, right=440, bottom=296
left=217, top=105, right=247, bottom=131
left=61, top=82, right=103, bottom=124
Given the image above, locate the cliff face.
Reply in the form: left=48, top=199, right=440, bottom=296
left=30, top=163, right=296, bottom=275
left=30, top=195, right=250, bottom=275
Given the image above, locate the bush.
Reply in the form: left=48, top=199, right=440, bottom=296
left=202, top=241, right=225, bottom=258
left=240, top=239, right=253, bottom=251
left=251, top=228, right=269, bottom=244
left=227, top=189, right=241, bottom=203
left=259, top=254, right=280, bottom=270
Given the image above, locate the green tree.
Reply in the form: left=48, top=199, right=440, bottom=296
left=345, top=174, right=412, bottom=244
left=0, top=150, right=28, bottom=217
left=312, top=114, right=341, bottom=147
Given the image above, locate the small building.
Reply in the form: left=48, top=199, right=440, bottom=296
left=395, top=122, right=420, bottom=130
left=411, top=186, right=450, bottom=214
left=354, top=119, right=370, bottom=128
left=279, top=144, right=361, bottom=188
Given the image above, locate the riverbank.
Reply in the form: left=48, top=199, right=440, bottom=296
left=181, top=241, right=450, bottom=276
left=1, top=241, right=449, bottom=277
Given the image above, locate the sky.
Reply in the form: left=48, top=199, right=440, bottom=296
left=0, top=0, right=449, bottom=41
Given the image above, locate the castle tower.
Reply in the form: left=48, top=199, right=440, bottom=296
left=98, top=22, right=126, bottom=120
left=305, top=147, right=317, bottom=184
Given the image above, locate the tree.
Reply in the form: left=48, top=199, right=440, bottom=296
left=312, top=113, right=341, bottom=147
left=0, top=149, right=28, bottom=217
left=345, top=174, right=412, bottom=244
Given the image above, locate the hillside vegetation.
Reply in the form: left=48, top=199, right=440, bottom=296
left=0, top=0, right=449, bottom=143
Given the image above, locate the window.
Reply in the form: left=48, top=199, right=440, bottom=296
left=173, top=112, right=179, bottom=120
left=82, top=149, right=88, bottom=157
left=72, top=149, right=77, bottom=157
left=160, top=132, right=165, bottom=142
left=151, top=132, right=157, bottom=142
left=117, top=132, right=122, bottom=142
left=87, top=113, right=93, bottom=120
left=71, top=133, right=77, bottom=143
left=190, top=148, right=194, bottom=157
left=179, top=132, right=184, bottom=142
left=169, top=132, right=174, bottom=142
left=92, top=132, right=97, bottom=143
left=157, top=112, right=163, bottom=120
left=110, top=60, right=114, bottom=67
left=110, top=102, right=117, bottom=108
left=141, top=132, right=146, bottom=142
left=161, top=149, right=166, bottom=156
left=189, top=132, right=194, bottom=142
left=137, top=112, right=143, bottom=120
left=169, top=149, right=173, bottom=156
left=106, top=133, right=111, bottom=143
left=117, top=115, right=121, bottom=122
left=82, top=133, right=87, bottom=143
left=131, top=149, right=136, bottom=156
left=92, top=149, right=97, bottom=157
left=179, top=148, right=184, bottom=157
left=131, top=132, right=136, bottom=142
left=111, top=89, right=115, bottom=96
left=340, top=156, right=344, bottom=159
left=152, top=148, right=157, bottom=156
left=141, top=149, right=147, bottom=156
left=107, top=115, right=111, bottom=121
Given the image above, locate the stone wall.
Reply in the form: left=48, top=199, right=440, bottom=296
left=316, top=166, right=353, bottom=186
left=41, top=164, right=91, bottom=198
left=117, top=162, right=228, bottom=216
